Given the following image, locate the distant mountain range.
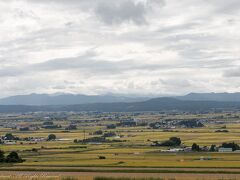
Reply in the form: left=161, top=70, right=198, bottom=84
left=176, top=92, right=240, bottom=102
left=0, top=97, right=240, bottom=113
left=0, top=93, right=149, bottom=105
left=0, top=92, right=240, bottom=113
left=0, top=92, right=240, bottom=106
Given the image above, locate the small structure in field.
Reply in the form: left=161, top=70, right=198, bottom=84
left=218, top=148, right=232, bottom=152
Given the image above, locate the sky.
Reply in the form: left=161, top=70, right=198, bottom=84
left=0, top=0, right=239, bottom=97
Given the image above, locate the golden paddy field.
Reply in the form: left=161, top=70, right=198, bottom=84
left=1, top=123, right=240, bottom=169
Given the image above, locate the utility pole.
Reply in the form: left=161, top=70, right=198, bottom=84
left=83, top=128, right=86, bottom=143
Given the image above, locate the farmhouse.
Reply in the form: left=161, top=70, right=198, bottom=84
left=161, top=148, right=184, bottom=152
left=3, top=140, right=17, bottom=145
left=118, top=118, right=137, bottom=127
left=218, top=147, right=233, bottom=152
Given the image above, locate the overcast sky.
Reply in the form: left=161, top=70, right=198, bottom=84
left=0, top=0, right=239, bottom=97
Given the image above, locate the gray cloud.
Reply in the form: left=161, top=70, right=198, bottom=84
left=0, top=0, right=239, bottom=97
left=224, top=67, right=240, bottom=77
left=26, top=0, right=165, bottom=25
left=95, top=1, right=146, bottom=25
left=0, top=49, right=180, bottom=77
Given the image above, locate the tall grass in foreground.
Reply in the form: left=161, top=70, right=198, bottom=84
left=94, top=178, right=165, bottom=180
left=0, top=177, right=238, bottom=180
left=94, top=178, right=238, bottom=180
left=0, top=177, right=89, bottom=180
left=0, top=177, right=167, bottom=180
left=61, top=177, right=78, bottom=180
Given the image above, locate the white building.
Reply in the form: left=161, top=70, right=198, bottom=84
left=161, top=148, right=184, bottom=152
left=218, top=148, right=232, bottom=152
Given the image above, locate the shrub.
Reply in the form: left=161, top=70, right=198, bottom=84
left=106, top=124, right=116, bottom=129
left=94, top=130, right=103, bottom=135
left=61, top=177, right=78, bottom=180
left=65, top=124, right=77, bottom=130
left=215, top=129, right=229, bottom=132
left=0, top=150, right=4, bottom=162
left=32, top=148, right=38, bottom=152
left=169, top=137, right=181, bottom=146
left=94, top=177, right=165, bottom=180
left=47, top=134, right=56, bottom=141
left=43, top=121, right=54, bottom=125
left=103, top=132, right=117, bottom=137
left=5, top=151, right=24, bottom=163
left=98, top=156, right=106, bottom=159
left=210, top=144, right=216, bottom=152
left=159, top=137, right=181, bottom=147
left=192, top=143, right=200, bottom=151
left=4, top=133, right=15, bottom=140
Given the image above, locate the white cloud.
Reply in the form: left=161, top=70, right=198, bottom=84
left=0, top=0, right=239, bottom=97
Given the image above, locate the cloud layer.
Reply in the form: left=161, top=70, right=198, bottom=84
left=0, top=0, right=239, bottom=97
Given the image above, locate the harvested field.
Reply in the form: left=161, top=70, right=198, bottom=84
left=1, top=171, right=240, bottom=180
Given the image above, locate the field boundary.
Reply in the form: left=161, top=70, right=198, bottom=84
left=1, top=168, right=240, bottom=174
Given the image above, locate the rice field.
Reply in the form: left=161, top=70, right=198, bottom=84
left=1, top=112, right=240, bottom=180
left=1, top=124, right=240, bottom=169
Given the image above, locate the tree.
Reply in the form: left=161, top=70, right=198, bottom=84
left=159, top=137, right=182, bottom=147
left=222, top=142, right=239, bottom=151
left=93, top=130, right=103, bottom=135
left=103, top=132, right=117, bottom=137
left=192, top=143, right=200, bottom=151
left=98, top=156, right=106, bottom=159
left=0, top=150, right=5, bottom=162
left=210, top=144, right=216, bottom=152
left=106, top=124, right=116, bottom=129
left=6, top=151, right=23, bottom=163
left=43, top=121, right=54, bottom=125
left=178, top=120, right=204, bottom=128
left=65, top=124, right=77, bottom=130
left=47, top=134, right=56, bottom=141
left=160, top=140, right=177, bottom=146
left=169, top=137, right=181, bottom=146
left=5, top=133, right=15, bottom=140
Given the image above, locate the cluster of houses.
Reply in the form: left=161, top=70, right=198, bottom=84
left=0, top=134, right=46, bottom=145
left=117, top=118, right=137, bottom=127
left=149, top=119, right=204, bottom=129
left=161, top=147, right=235, bottom=153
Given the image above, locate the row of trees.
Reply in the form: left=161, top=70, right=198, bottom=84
left=191, top=142, right=240, bottom=152
left=152, top=137, right=181, bottom=147
left=152, top=137, right=239, bottom=152
left=0, top=150, right=24, bottom=163
left=1, top=133, right=57, bottom=142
